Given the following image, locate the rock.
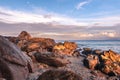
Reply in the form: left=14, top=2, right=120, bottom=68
left=53, top=43, right=65, bottom=50
left=64, top=41, right=78, bottom=50
left=5, top=36, right=19, bottom=44
left=82, top=48, right=92, bottom=55
left=6, top=31, right=56, bottom=53
left=22, top=37, right=56, bottom=53
left=107, top=76, right=120, bottom=80
left=26, top=38, right=55, bottom=52
left=0, top=78, right=6, bottom=80
left=37, top=69, right=82, bottom=80
left=53, top=41, right=78, bottom=56
left=93, top=49, right=103, bottom=55
left=27, top=43, right=41, bottom=52
left=83, top=55, right=99, bottom=70
left=18, top=31, right=31, bottom=40
left=34, top=53, right=68, bottom=67
left=0, top=36, right=33, bottom=80
left=90, top=70, right=106, bottom=77
left=100, top=50, right=120, bottom=76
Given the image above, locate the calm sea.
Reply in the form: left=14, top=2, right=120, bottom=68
left=56, top=40, right=120, bottom=53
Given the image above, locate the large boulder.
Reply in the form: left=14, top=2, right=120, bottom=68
left=34, top=53, right=69, bottom=67
left=53, top=41, right=78, bottom=56
left=18, top=31, right=31, bottom=40
left=83, top=55, right=99, bottom=70
left=25, top=38, right=56, bottom=52
left=82, top=48, right=92, bottom=55
left=0, top=36, right=33, bottom=80
left=100, top=50, right=120, bottom=76
left=6, top=31, right=56, bottom=53
left=37, top=70, right=82, bottom=80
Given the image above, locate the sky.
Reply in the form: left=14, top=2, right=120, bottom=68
left=0, top=0, right=120, bottom=40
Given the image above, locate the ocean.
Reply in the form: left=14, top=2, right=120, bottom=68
left=56, top=40, right=120, bottom=53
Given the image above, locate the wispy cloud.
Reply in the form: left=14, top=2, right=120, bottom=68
left=0, top=7, right=87, bottom=26
left=1, top=6, right=120, bottom=26
left=76, top=0, right=91, bottom=10
left=0, top=6, right=120, bottom=40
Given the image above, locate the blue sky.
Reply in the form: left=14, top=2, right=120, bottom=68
left=0, top=0, right=120, bottom=40
left=0, top=0, right=120, bottom=18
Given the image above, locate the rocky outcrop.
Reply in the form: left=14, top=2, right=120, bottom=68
left=83, top=49, right=120, bottom=76
left=18, top=31, right=31, bottom=40
left=0, top=35, right=33, bottom=80
left=34, top=53, right=69, bottom=67
left=82, top=48, right=92, bottom=55
left=53, top=41, right=78, bottom=56
left=6, top=31, right=56, bottom=53
left=3, top=31, right=120, bottom=79
left=37, top=70, right=82, bottom=80
left=83, top=55, right=99, bottom=70
left=25, top=38, right=55, bottom=52
left=100, top=50, right=120, bottom=76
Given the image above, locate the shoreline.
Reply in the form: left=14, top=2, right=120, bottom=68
left=0, top=31, right=120, bottom=80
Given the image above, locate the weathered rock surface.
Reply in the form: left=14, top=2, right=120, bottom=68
left=83, top=55, right=99, bottom=70
left=37, top=69, right=82, bottom=80
left=18, top=31, right=31, bottom=40
left=53, top=41, right=78, bottom=56
left=83, top=48, right=120, bottom=77
left=34, top=53, right=69, bottom=67
left=100, top=50, right=120, bottom=76
left=2, top=31, right=120, bottom=80
left=82, top=48, right=92, bottom=55
left=6, top=31, right=56, bottom=53
left=25, top=38, right=55, bottom=52
left=0, top=35, right=33, bottom=80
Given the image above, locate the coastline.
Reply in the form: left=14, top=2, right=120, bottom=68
left=0, top=31, right=120, bottom=80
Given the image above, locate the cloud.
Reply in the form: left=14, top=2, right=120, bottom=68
left=0, top=7, right=88, bottom=26
left=100, top=32, right=117, bottom=38
left=76, top=0, right=91, bottom=10
left=0, top=6, right=120, bottom=26
left=0, top=6, right=120, bottom=40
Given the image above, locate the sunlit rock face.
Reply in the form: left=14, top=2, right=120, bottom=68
left=0, top=35, right=33, bottom=80
left=53, top=41, right=78, bottom=56
left=83, top=49, right=120, bottom=76
left=100, top=50, right=120, bottom=76
left=6, top=31, right=56, bottom=53
left=83, top=55, right=99, bottom=70
left=18, top=31, right=31, bottom=40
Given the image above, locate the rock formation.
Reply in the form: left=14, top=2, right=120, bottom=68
left=2, top=31, right=120, bottom=80
left=37, top=70, right=82, bottom=80
left=83, top=55, right=99, bottom=70
left=83, top=49, right=120, bottom=77
left=34, top=52, right=69, bottom=67
left=0, top=35, right=33, bottom=80
left=53, top=41, right=78, bottom=56
left=6, top=31, right=56, bottom=53
left=100, top=50, right=120, bottom=76
left=18, top=31, right=31, bottom=40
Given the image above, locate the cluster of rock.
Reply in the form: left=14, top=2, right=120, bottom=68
left=0, top=31, right=82, bottom=80
left=53, top=41, right=79, bottom=56
left=0, top=35, right=33, bottom=80
left=6, top=31, right=55, bottom=53
left=0, top=31, right=120, bottom=80
left=83, top=48, right=120, bottom=77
